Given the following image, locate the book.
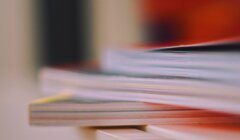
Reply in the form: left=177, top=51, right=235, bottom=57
left=101, top=38, right=240, bottom=81
left=30, top=94, right=188, bottom=112
left=29, top=94, right=239, bottom=126
left=40, top=67, right=240, bottom=115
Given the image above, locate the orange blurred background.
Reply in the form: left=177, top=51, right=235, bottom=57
left=141, top=0, right=240, bottom=44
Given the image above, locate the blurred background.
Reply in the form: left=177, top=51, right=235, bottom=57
left=1, top=0, right=240, bottom=139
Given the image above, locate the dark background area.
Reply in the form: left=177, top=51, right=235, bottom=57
left=40, top=0, right=91, bottom=66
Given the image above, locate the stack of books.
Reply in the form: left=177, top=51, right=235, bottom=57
left=29, top=38, right=240, bottom=138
